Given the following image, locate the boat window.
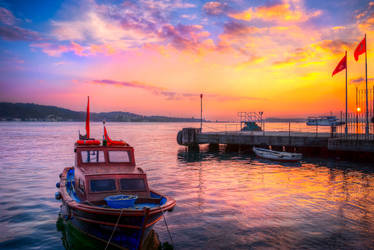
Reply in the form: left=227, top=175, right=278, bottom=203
left=120, top=178, right=146, bottom=191
left=81, top=150, right=105, bottom=163
left=90, top=179, right=116, bottom=192
left=108, top=151, right=130, bottom=163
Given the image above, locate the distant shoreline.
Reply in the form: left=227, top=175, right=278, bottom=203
left=0, top=102, right=208, bottom=123
left=0, top=102, right=306, bottom=123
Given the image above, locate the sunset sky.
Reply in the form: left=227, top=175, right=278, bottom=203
left=0, top=0, right=374, bottom=120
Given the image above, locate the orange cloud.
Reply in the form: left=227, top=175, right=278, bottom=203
left=313, top=40, right=353, bottom=55
left=229, top=0, right=321, bottom=23
left=273, top=47, right=311, bottom=67
left=235, top=55, right=264, bottom=69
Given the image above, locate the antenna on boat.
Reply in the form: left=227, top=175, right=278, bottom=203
left=102, top=120, right=106, bottom=145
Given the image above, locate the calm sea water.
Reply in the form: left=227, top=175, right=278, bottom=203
left=0, top=122, right=374, bottom=249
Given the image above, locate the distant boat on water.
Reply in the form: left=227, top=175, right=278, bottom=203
left=253, top=147, right=302, bottom=162
left=306, top=116, right=345, bottom=126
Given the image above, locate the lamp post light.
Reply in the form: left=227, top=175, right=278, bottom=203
left=356, top=107, right=361, bottom=135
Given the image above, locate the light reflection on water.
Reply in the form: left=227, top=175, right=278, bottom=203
left=0, top=122, right=373, bottom=249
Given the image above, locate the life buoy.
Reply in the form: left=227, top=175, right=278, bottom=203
left=107, top=140, right=128, bottom=146
left=76, top=140, right=101, bottom=145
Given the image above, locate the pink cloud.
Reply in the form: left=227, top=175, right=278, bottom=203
left=30, top=43, right=70, bottom=57
left=30, top=41, right=115, bottom=57
left=0, top=7, right=16, bottom=25
left=158, top=24, right=212, bottom=51
left=203, top=2, right=229, bottom=16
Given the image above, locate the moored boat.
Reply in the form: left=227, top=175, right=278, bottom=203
left=55, top=97, right=176, bottom=250
left=306, top=116, right=345, bottom=126
left=253, top=146, right=302, bottom=162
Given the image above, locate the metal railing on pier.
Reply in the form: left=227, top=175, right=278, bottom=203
left=208, top=119, right=373, bottom=140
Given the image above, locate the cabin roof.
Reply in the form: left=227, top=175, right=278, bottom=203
left=75, top=144, right=132, bottom=149
left=78, top=165, right=144, bottom=176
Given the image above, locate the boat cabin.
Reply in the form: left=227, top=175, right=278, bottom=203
left=73, top=144, right=150, bottom=202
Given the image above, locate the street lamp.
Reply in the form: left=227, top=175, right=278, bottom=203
left=356, top=107, right=361, bottom=135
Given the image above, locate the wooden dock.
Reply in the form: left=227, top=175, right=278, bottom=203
left=177, top=128, right=374, bottom=155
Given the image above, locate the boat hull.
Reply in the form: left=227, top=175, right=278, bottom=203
left=58, top=167, right=176, bottom=250
left=253, top=147, right=302, bottom=162
left=60, top=204, right=160, bottom=249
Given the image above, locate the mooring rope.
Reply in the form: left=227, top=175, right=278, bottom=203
left=161, top=208, right=174, bottom=247
left=105, top=208, right=124, bottom=250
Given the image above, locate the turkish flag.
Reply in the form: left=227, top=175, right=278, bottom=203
left=354, top=37, right=366, bottom=61
left=332, top=54, right=347, bottom=76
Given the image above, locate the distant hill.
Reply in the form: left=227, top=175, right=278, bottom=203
left=0, top=102, right=205, bottom=122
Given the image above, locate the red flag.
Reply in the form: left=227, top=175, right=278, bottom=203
left=104, top=126, right=112, bottom=143
left=104, top=126, right=127, bottom=145
left=354, top=36, right=366, bottom=61
left=86, top=96, right=90, bottom=138
left=332, top=54, right=347, bottom=76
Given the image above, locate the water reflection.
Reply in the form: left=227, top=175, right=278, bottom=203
left=175, top=147, right=374, bottom=249
left=1, top=122, right=374, bottom=249
left=56, top=217, right=161, bottom=250
left=56, top=217, right=109, bottom=250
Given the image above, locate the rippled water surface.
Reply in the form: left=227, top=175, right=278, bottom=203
left=1, top=122, right=374, bottom=249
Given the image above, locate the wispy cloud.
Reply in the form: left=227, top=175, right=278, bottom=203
left=222, top=21, right=258, bottom=37
left=159, top=24, right=210, bottom=51
left=313, top=40, right=353, bottom=55
left=30, top=41, right=114, bottom=57
left=273, top=47, right=311, bottom=66
left=0, top=7, right=41, bottom=41
left=91, top=79, right=162, bottom=91
left=350, top=77, right=374, bottom=85
left=0, top=25, right=40, bottom=41
left=203, top=2, right=229, bottom=16
left=89, top=79, right=260, bottom=101
left=0, top=7, right=17, bottom=25
left=235, top=55, right=264, bottom=69
left=229, top=0, right=321, bottom=23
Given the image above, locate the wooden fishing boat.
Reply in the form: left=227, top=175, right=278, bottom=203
left=55, top=97, right=176, bottom=250
left=253, top=146, right=302, bottom=162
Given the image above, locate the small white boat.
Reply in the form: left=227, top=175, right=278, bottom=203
left=306, top=116, right=344, bottom=126
left=253, top=147, right=302, bottom=162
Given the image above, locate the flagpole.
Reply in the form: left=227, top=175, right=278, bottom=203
left=365, top=34, right=369, bottom=135
left=345, top=50, right=348, bottom=135
left=200, top=94, right=203, bottom=132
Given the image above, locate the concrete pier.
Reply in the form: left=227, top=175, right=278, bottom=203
left=177, top=128, right=374, bottom=155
